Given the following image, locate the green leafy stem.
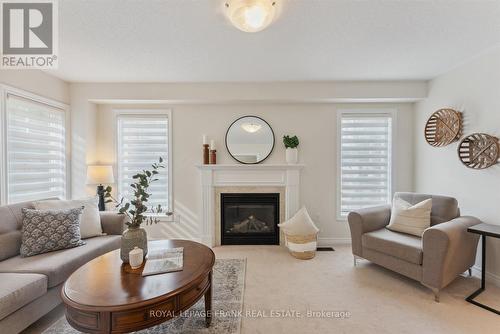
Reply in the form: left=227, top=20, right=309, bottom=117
left=103, top=157, right=172, bottom=228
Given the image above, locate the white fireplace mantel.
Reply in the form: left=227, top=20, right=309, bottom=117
left=196, top=164, right=304, bottom=247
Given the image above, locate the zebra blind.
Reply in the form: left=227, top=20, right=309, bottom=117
left=339, top=113, right=392, bottom=217
left=117, top=114, right=169, bottom=210
left=6, top=94, right=67, bottom=203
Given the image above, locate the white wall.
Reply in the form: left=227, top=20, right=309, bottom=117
left=0, top=76, right=418, bottom=243
left=90, top=101, right=414, bottom=243
left=0, top=70, right=70, bottom=103
left=414, top=47, right=500, bottom=280
left=69, top=81, right=421, bottom=243
left=69, top=85, right=97, bottom=198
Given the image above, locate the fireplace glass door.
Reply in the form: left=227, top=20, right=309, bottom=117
left=221, top=193, right=279, bottom=245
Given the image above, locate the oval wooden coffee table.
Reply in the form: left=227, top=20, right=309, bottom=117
left=62, top=239, right=215, bottom=333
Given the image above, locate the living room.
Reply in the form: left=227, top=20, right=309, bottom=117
left=0, top=1, right=499, bottom=333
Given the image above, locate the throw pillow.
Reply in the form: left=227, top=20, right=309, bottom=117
left=34, top=197, right=102, bottom=238
left=386, top=198, right=432, bottom=237
left=20, top=207, right=85, bottom=257
left=278, top=207, right=319, bottom=236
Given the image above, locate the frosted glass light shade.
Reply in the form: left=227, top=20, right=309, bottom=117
left=225, top=0, right=278, bottom=33
left=86, top=165, right=115, bottom=185
left=241, top=123, right=262, bottom=133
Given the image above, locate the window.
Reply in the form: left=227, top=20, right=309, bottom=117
left=116, top=111, right=172, bottom=211
left=2, top=92, right=68, bottom=204
left=338, top=110, right=393, bottom=218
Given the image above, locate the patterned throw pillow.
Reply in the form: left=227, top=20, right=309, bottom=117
left=20, top=207, right=86, bottom=257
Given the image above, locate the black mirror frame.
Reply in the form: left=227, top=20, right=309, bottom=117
left=225, top=115, right=275, bottom=165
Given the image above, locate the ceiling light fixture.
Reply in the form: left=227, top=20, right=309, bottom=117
left=241, top=123, right=262, bottom=133
left=224, top=0, right=278, bottom=33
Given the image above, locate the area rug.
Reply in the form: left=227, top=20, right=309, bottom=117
left=44, top=259, right=246, bottom=334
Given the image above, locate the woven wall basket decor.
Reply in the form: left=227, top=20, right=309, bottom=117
left=424, top=108, right=462, bottom=147
left=458, top=133, right=499, bottom=169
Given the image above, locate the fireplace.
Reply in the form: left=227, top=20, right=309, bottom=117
left=221, top=193, right=280, bottom=245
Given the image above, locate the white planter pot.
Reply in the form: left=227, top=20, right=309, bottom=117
left=285, top=148, right=298, bottom=164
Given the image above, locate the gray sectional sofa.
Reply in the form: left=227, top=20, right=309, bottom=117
left=0, top=200, right=127, bottom=334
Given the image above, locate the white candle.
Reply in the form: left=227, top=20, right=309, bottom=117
left=129, top=247, right=143, bottom=269
left=203, top=135, right=207, bottom=145
left=210, top=140, right=215, bottom=150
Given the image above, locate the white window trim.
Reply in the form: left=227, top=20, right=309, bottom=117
left=336, top=108, right=397, bottom=221
left=113, top=109, right=173, bottom=212
left=0, top=84, right=70, bottom=205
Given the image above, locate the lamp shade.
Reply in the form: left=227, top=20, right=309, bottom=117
left=86, top=165, right=114, bottom=185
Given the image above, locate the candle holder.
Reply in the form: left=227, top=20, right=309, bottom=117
left=203, top=144, right=209, bottom=164
left=209, top=149, right=217, bottom=164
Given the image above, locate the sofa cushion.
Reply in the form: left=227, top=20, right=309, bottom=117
left=362, top=229, right=423, bottom=265
left=386, top=198, right=432, bottom=237
left=20, top=207, right=86, bottom=257
left=0, top=201, right=35, bottom=261
left=34, top=197, right=103, bottom=239
left=0, top=273, right=47, bottom=320
left=0, top=231, right=22, bottom=261
left=278, top=206, right=319, bottom=235
left=394, top=192, right=459, bottom=226
left=0, top=235, right=121, bottom=288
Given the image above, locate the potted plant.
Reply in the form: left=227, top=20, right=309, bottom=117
left=283, top=135, right=299, bottom=164
left=103, top=157, right=172, bottom=263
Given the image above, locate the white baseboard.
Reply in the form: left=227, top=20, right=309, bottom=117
left=317, top=237, right=351, bottom=246
left=471, top=265, right=500, bottom=288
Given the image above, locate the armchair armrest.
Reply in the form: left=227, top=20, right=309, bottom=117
left=100, top=212, right=128, bottom=235
left=422, top=216, right=481, bottom=290
left=347, top=205, right=391, bottom=256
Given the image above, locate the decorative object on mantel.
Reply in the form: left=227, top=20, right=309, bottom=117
left=210, top=150, right=217, bottom=164
left=278, top=207, right=319, bottom=260
left=424, top=108, right=462, bottom=147
left=209, top=140, right=217, bottom=164
left=283, top=135, right=299, bottom=164
left=457, top=133, right=499, bottom=169
left=202, top=135, right=209, bottom=164
left=103, top=157, right=173, bottom=263
left=225, top=115, right=275, bottom=164
left=86, top=165, right=115, bottom=211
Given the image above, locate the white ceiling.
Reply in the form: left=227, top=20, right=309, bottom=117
left=49, top=0, right=500, bottom=82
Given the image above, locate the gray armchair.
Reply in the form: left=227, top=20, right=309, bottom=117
left=348, top=192, right=480, bottom=301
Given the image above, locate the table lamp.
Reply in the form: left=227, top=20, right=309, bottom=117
left=86, top=165, right=115, bottom=211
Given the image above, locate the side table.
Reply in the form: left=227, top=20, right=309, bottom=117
left=466, top=223, right=500, bottom=315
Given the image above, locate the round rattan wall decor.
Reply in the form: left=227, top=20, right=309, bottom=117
left=457, top=133, right=499, bottom=169
left=424, top=108, right=462, bottom=147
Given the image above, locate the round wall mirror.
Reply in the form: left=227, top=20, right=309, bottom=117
left=225, top=116, right=275, bottom=164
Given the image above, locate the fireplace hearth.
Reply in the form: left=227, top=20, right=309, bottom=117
left=221, top=193, right=280, bottom=245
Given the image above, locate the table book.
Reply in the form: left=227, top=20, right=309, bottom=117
left=142, top=247, right=184, bottom=276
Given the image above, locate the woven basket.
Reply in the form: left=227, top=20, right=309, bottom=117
left=284, top=232, right=318, bottom=260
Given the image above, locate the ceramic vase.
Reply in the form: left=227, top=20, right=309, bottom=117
left=286, top=148, right=298, bottom=164
left=120, top=226, right=148, bottom=263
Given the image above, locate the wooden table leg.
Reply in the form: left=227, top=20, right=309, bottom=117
left=204, top=271, right=212, bottom=327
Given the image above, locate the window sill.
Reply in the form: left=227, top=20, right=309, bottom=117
left=104, top=211, right=179, bottom=223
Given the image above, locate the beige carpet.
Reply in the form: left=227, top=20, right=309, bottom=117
left=215, top=245, right=500, bottom=334
left=24, top=245, right=500, bottom=334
